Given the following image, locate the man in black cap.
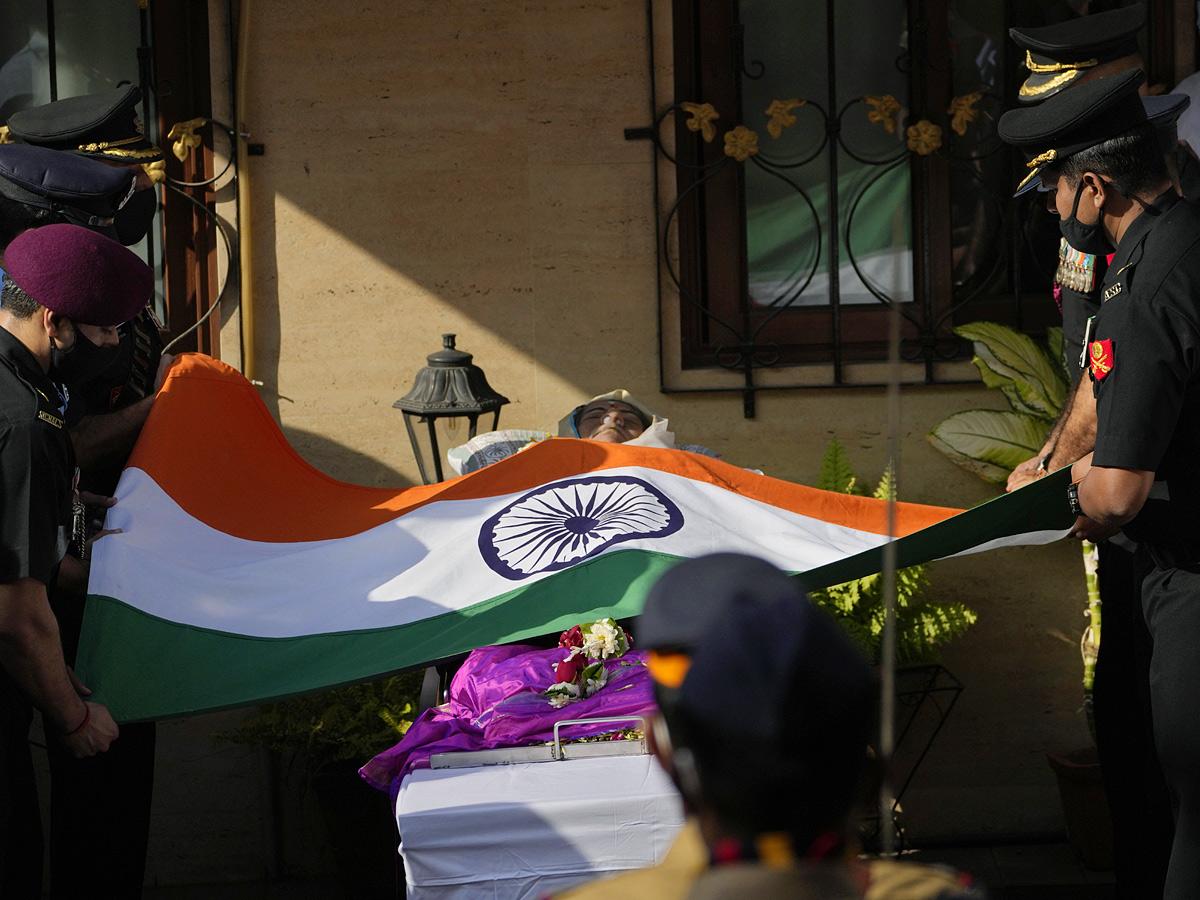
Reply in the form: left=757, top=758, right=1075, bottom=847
left=641, top=554, right=874, bottom=900
left=0, top=223, right=151, bottom=898
left=555, top=554, right=981, bottom=900
left=1006, top=13, right=1185, bottom=897
left=1001, top=67, right=1200, bottom=900
left=1009, top=7, right=1200, bottom=471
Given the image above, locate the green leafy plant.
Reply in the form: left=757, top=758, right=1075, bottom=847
left=808, top=436, right=978, bottom=664
left=928, top=322, right=1101, bottom=739
left=927, top=322, right=1068, bottom=484
left=216, top=672, right=423, bottom=773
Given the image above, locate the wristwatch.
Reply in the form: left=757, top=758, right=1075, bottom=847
left=1067, top=482, right=1084, bottom=517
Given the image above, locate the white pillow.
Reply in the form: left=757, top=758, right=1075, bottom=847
left=447, top=429, right=553, bottom=475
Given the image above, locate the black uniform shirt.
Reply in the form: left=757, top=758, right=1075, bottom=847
left=0, top=326, right=74, bottom=584
left=1060, top=268, right=1105, bottom=374
left=1091, top=191, right=1200, bottom=556
left=1057, top=147, right=1200, bottom=376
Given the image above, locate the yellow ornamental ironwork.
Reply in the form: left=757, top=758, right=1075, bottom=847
left=863, top=94, right=900, bottom=134
left=681, top=102, right=720, bottom=143
left=143, top=159, right=167, bottom=185
left=765, top=98, right=805, bottom=139
left=906, top=119, right=942, bottom=156
left=723, top=125, right=759, bottom=161
left=168, top=118, right=207, bottom=162
left=947, top=92, right=982, bottom=137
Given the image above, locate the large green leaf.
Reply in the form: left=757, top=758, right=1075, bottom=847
left=926, top=409, right=1051, bottom=484
left=955, top=322, right=1067, bottom=419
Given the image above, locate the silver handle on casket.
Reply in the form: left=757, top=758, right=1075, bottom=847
left=551, top=716, right=647, bottom=760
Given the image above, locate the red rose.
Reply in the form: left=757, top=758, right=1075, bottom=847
left=555, top=653, right=585, bottom=684
left=559, top=625, right=584, bottom=650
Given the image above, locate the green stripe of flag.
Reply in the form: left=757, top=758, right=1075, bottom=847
left=800, top=467, right=1074, bottom=590
left=78, top=549, right=689, bottom=722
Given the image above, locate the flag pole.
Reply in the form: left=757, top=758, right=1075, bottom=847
left=879, top=289, right=902, bottom=854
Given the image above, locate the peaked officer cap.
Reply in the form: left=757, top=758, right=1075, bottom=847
left=1144, top=91, right=1190, bottom=132
left=6, top=85, right=163, bottom=164
left=0, top=144, right=135, bottom=231
left=1014, top=90, right=1188, bottom=197
left=1010, top=6, right=1145, bottom=103
left=999, top=69, right=1148, bottom=195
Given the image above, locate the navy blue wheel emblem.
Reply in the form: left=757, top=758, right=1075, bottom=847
left=479, top=475, right=684, bottom=580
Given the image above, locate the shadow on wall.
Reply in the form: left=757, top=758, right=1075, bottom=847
left=243, top=3, right=661, bottom=408
left=282, top=425, right=413, bottom=489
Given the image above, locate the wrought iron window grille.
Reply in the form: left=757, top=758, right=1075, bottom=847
left=631, top=1, right=1042, bottom=417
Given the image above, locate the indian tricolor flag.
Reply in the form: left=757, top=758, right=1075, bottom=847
left=77, top=355, right=1075, bottom=722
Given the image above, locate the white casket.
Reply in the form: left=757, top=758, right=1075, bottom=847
left=395, top=751, right=685, bottom=900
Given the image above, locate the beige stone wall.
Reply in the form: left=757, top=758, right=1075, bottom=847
left=161, top=0, right=1095, bottom=869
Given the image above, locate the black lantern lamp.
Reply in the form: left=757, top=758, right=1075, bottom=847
left=394, top=334, right=509, bottom=484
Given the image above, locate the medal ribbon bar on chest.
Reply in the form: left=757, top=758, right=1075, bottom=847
left=1055, top=237, right=1097, bottom=293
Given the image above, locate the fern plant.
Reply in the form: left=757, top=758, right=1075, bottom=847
left=808, top=436, right=978, bottom=665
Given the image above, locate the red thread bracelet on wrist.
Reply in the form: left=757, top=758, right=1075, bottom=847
left=64, top=704, right=90, bottom=737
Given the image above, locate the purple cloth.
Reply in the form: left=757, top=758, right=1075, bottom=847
left=360, top=644, right=656, bottom=797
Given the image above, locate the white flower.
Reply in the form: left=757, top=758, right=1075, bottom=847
left=545, top=682, right=581, bottom=708
left=581, top=663, right=609, bottom=698
left=580, top=624, right=619, bottom=657
left=581, top=618, right=629, bottom=660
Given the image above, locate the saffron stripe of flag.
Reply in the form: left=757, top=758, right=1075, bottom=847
left=75, top=355, right=1073, bottom=722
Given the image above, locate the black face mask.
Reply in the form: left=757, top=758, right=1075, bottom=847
left=113, top=188, right=158, bottom=246
left=1059, top=180, right=1114, bottom=256
left=49, top=322, right=123, bottom=386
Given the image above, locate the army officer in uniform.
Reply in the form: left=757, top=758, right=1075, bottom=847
left=1000, top=68, right=1200, bottom=899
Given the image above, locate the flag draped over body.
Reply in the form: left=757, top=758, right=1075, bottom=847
left=76, top=355, right=1076, bottom=722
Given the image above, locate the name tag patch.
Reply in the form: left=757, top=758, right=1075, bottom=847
left=1090, top=339, right=1114, bottom=381
left=37, top=409, right=64, bottom=429
left=1103, top=282, right=1122, bottom=302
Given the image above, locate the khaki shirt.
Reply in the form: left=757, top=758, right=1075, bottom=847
left=551, top=819, right=979, bottom=900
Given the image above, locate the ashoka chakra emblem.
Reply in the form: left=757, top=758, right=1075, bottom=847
left=479, top=475, right=684, bottom=580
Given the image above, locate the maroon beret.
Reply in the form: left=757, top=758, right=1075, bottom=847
left=5, top=223, right=153, bottom=326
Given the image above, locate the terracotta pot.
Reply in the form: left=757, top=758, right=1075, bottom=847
left=1045, top=747, right=1114, bottom=871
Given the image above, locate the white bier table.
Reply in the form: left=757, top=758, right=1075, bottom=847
left=395, top=754, right=685, bottom=900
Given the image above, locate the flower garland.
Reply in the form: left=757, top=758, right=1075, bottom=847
left=545, top=618, right=632, bottom=708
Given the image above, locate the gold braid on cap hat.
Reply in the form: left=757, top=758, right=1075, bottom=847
left=76, top=132, right=161, bottom=157
left=1023, top=50, right=1099, bottom=73
left=78, top=146, right=161, bottom=159
left=1027, top=149, right=1058, bottom=169
left=1019, top=70, right=1086, bottom=99
left=1015, top=148, right=1058, bottom=192
left=78, top=113, right=160, bottom=158
left=1018, top=50, right=1099, bottom=99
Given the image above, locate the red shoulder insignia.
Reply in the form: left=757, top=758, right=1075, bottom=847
left=1090, top=339, right=1114, bottom=381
